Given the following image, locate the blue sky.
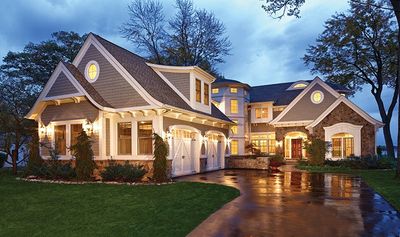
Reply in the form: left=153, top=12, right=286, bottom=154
left=0, top=0, right=397, bottom=145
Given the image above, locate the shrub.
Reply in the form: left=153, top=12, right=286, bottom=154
left=152, top=133, right=169, bottom=182
left=70, top=131, right=96, bottom=181
left=245, top=143, right=261, bottom=156
left=324, top=156, right=396, bottom=170
left=101, top=161, right=146, bottom=182
left=304, top=138, right=329, bottom=166
left=269, top=154, right=285, bottom=167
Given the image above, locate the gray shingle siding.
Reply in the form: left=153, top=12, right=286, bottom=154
left=46, top=72, right=79, bottom=97
left=280, top=84, right=336, bottom=122
left=77, top=45, right=149, bottom=108
left=160, top=72, right=190, bottom=99
left=41, top=101, right=99, bottom=125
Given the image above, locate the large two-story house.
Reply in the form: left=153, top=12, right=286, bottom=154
left=212, top=78, right=383, bottom=160
left=27, top=33, right=383, bottom=177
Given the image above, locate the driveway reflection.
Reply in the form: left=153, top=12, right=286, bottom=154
left=176, top=170, right=400, bottom=237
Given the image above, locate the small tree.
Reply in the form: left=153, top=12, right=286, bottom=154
left=304, top=138, right=329, bottom=166
left=25, top=133, right=43, bottom=174
left=152, top=133, right=169, bottom=182
left=70, top=131, right=96, bottom=181
left=245, top=143, right=261, bottom=156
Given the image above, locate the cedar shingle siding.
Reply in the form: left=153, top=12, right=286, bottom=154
left=160, top=72, right=191, bottom=99
left=77, top=45, right=149, bottom=108
left=280, top=84, right=336, bottom=122
left=46, top=72, right=78, bottom=97
left=41, top=101, right=99, bottom=125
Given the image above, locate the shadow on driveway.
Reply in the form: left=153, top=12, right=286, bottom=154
left=176, top=169, right=400, bottom=237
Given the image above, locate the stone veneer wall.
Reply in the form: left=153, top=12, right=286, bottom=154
left=312, top=102, right=376, bottom=157
left=225, top=157, right=269, bottom=170
left=56, top=159, right=172, bottom=181
left=275, top=126, right=310, bottom=141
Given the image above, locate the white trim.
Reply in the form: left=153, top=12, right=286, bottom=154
left=270, top=77, right=341, bottom=125
left=310, top=90, right=324, bottom=104
left=306, top=96, right=384, bottom=131
left=43, top=93, right=85, bottom=101
left=272, top=120, right=313, bottom=127
left=324, top=122, right=362, bottom=158
left=84, top=60, right=100, bottom=83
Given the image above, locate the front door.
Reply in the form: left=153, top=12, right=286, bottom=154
left=291, top=139, right=302, bottom=159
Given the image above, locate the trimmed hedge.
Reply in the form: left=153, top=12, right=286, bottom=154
left=100, top=161, right=146, bottom=182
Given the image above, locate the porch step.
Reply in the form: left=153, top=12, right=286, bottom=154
left=284, top=159, right=300, bottom=165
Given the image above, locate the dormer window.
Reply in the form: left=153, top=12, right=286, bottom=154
left=204, top=83, right=209, bottom=105
left=255, top=108, right=268, bottom=119
left=195, top=79, right=201, bottom=103
left=212, top=88, right=219, bottom=94
left=288, top=81, right=309, bottom=90
left=230, top=87, right=238, bottom=93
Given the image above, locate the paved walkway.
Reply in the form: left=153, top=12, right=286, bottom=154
left=176, top=170, right=400, bottom=237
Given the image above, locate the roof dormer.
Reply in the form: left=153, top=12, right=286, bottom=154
left=147, top=63, right=215, bottom=114
left=287, top=80, right=309, bottom=90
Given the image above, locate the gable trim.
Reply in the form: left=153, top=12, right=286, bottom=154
left=72, top=34, right=162, bottom=107
left=306, top=96, right=384, bottom=132
left=270, top=77, right=341, bottom=125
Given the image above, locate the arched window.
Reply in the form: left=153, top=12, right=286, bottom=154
left=331, top=133, right=354, bottom=158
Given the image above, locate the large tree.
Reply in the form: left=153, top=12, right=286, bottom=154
left=121, top=0, right=231, bottom=74
left=303, top=0, right=398, bottom=159
left=0, top=31, right=86, bottom=175
left=262, top=0, right=400, bottom=176
left=1, top=31, right=87, bottom=92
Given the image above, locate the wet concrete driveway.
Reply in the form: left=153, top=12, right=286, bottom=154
left=176, top=170, right=400, bottom=237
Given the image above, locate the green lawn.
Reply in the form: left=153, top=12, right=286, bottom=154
left=0, top=171, right=239, bottom=237
left=296, top=164, right=400, bottom=210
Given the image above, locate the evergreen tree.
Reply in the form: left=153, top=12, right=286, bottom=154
left=70, top=131, right=96, bottom=181
left=152, top=133, right=169, bottom=182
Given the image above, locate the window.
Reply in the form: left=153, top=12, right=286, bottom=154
left=204, top=83, right=209, bottom=105
left=332, top=133, right=354, bottom=158
left=70, top=124, right=82, bottom=147
left=212, top=88, right=219, bottom=94
left=54, top=125, right=66, bottom=155
left=255, top=108, right=268, bottom=119
left=293, top=83, right=307, bottom=89
left=118, top=122, right=132, bottom=155
left=85, top=61, right=99, bottom=82
left=230, top=99, right=238, bottom=114
left=230, top=87, right=238, bottom=93
left=251, top=133, right=276, bottom=154
left=196, top=79, right=201, bottom=102
left=231, top=140, right=238, bottom=155
left=231, top=120, right=238, bottom=135
left=138, top=121, right=153, bottom=155
left=311, top=90, right=324, bottom=104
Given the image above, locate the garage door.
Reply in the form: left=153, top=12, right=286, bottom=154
left=171, top=129, right=196, bottom=176
left=207, top=134, right=222, bottom=171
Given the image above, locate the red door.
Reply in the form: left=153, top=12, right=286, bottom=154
left=291, top=139, right=302, bottom=159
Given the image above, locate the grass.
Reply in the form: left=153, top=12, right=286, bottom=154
left=296, top=164, right=400, bottom=210
left=0, top=170, right=239, bottom=237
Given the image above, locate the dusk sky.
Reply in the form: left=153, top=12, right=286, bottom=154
left=0, top=0, right=398, bottom=145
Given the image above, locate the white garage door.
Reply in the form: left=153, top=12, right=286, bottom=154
left=207, top=134, right=222, bottom=171
left=171, top=129, right=196, bottom=176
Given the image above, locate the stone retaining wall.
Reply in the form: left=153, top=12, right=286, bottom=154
left=225, top=157, right=270, bottom=170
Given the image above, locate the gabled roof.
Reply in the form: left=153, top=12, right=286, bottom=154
left=249, top=78, right=350, bottom=105
left=91, top=34, right=231, bottom=122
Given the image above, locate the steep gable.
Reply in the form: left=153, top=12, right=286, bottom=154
left=279, top=83, right=337, bottom=122
left=46, top=72, right=79, bottom=98
left=77, top=44, right=149, bottom=108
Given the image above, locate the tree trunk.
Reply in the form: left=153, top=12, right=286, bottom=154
left=374, top=93, right=396, bottom=158
left=391, top=0, right=400, bottom=177
left=382, top=122, right=395, bottom=158
left=12, top=149, right=17, bottom=175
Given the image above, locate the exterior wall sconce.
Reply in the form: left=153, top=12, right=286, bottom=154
left=39, top=125, right=46, bottom=135
left=276, top=140, right=283, bottom=147
left=166, top=131, right=172, bottom=140
left=83, top=121, right=93, bottom=134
